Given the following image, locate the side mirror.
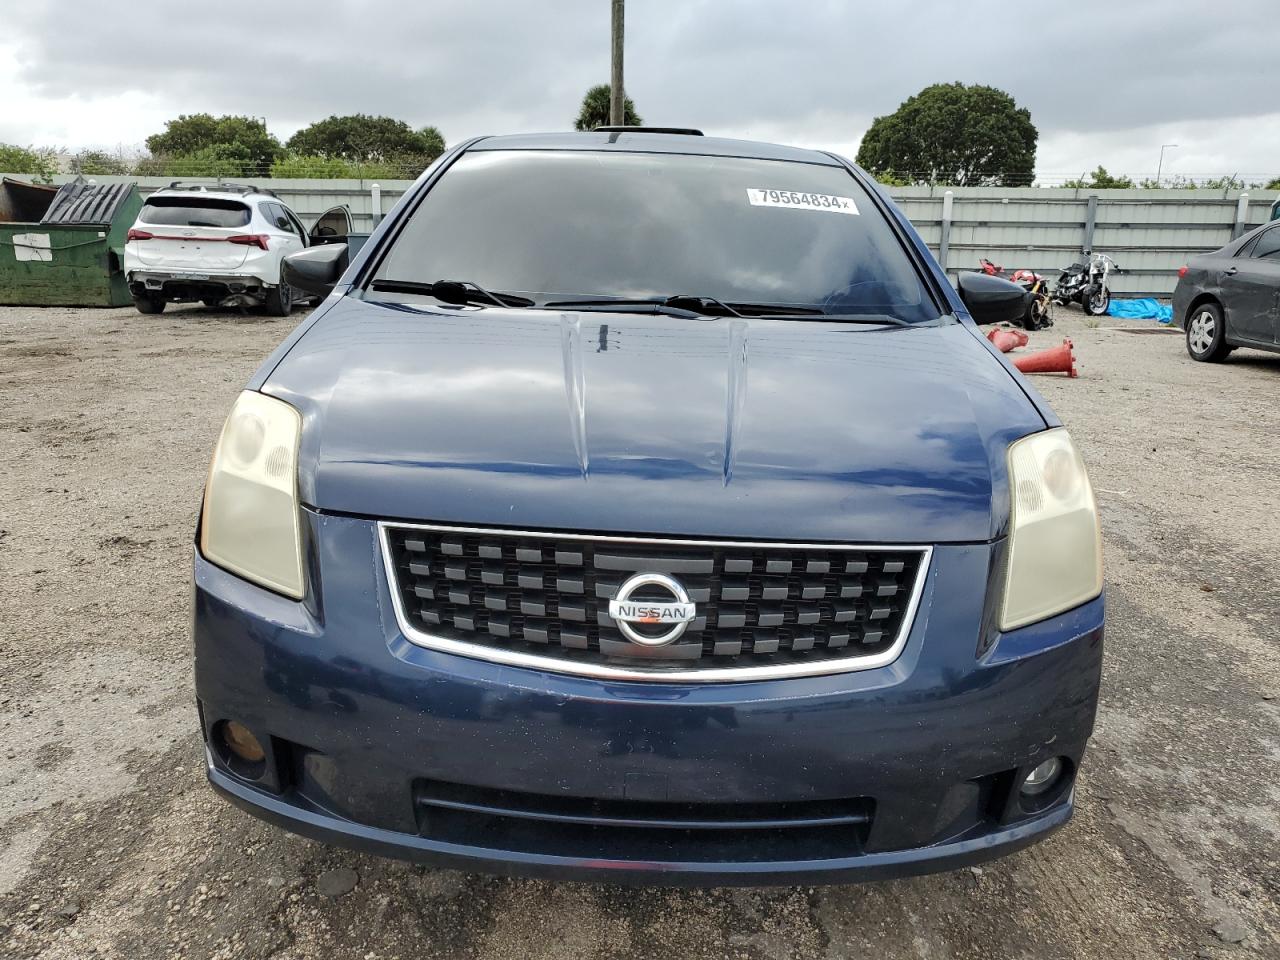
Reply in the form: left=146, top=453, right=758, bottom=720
left=282, top=243, right=348, bottom=298
left=955, top=272, right=1030, bottom=326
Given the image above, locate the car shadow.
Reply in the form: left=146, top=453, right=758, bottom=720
left=1225, top=349, right=1280, bottom=370
left=159, top=302, right=313, bottom=325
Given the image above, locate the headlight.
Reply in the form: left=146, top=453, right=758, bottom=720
left=200, top=391, right=305, bottom=599
left=1001, top=428, right=1102, bottom=630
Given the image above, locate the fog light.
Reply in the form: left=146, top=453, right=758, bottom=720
left=1020, top=757, right=1063, bottom=796
left=221, top=721, right=265, bottom=764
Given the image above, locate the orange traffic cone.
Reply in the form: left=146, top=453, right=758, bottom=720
left=1013, top=338, right=1077, bottom=377
left=986, top=327, right=1029, bottom=353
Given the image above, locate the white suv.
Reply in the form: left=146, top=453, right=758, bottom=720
left=124, top=184, right=313, bottom=315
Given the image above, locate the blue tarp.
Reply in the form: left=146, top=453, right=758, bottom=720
left=1107, top=298, right=1173, bottom=323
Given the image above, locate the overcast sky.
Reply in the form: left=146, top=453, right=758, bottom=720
left=2, top=0, right=1277, bottom=183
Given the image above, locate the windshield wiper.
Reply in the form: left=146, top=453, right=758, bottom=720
left=812, top=313, right=912, bottom=326
left=369, top=278, right=534, bottom=308
left=722, top=301, right=911, bottom=324
left=544, top=295, right=746, bottom=318
left=544, top=296, right=910, bottom=325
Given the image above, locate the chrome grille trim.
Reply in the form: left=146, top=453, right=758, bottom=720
left=378, top=521, right=932, bottom=684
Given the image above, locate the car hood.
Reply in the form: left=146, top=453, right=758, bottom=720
left=264, top=298, right=1045, bottom=543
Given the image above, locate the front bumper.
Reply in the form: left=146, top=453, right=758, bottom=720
left=193, top=511, right=1104, bottom=885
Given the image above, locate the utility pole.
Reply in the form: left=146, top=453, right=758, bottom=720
left=610, top=0, right=625, bottom=126
left=1157, top=143, right=1178, bottom=187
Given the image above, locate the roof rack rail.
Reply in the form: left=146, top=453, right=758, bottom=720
left=165, top=181, right=278, bottom=197
left=592, top=126, right=704, bottom=136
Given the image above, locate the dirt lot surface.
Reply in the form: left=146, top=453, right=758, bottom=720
left=1, top=303, right=1277, bottom=959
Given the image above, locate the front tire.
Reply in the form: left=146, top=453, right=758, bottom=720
left=263, top=282, right=293, bottom=317
left=1186, top=302, right=1230, bottom=362
left=1084, top=285, right=1110, bottom=316
left=133, top=294, right=165, bottom=315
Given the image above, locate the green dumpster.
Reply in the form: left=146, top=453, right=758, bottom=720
left=0, top=177, right=142, bottom=306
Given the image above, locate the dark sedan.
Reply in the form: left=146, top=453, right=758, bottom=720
left=193, top=130, right=1103, bottom=885
left=1174, top=220, right=1280, bottom=361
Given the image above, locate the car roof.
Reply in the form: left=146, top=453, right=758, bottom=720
left=145, top=187, right=275, bottom=205
left=1211, top=218, right=1276, bottom=256
left=467, top=131, right=844, bottom=166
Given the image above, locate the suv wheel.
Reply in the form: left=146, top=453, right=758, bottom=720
left=1186, top=303, right=1231, bottom=362
left=133, top=294, right=165, bottom=315
left=264, top=282, right=293, bottom=317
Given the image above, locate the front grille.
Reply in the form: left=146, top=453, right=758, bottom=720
left=381, top=523, right=929, bottom=680
left=413, top=778, right=874, bottom=863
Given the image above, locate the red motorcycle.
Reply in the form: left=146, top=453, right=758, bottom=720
left=978, top=259, right=1053, bottom=329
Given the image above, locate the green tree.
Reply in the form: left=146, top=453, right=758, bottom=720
left=286, top=115, right=445, bottom=171
left=573, top=84, right=642, bottom=131
left=173, top=143, right=257, bottom=177
left=870, top=170, right=911, bottom=187
left=1138, top=174, right=1249, bottom=190
left=1199, top=174, right=1245, bottom=191
left=1266, top=177, right=1280, bottom=190
left=145, top=114, right=282, bottom=173
left=0, top=144, right=58, bottom=181
left=270, top=154, right=403, bottom=180
left=1062, top=165, right=1134, bottom=189
left=69, top=149, right=132, bottom=176
left=856, top=82, right=1037, bottom=187
left=419, top=125, right=446, bottom=158
left=135, top=143, right=259, bottom=178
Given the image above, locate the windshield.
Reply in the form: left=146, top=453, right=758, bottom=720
left=369, top=150, right=938, bottom=323
left=139, top=197, right=250, bottom=228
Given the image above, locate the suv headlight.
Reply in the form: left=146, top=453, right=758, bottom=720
left=200, top=391, right=305, bottom=599
left=1001, top=428, right=1102, bottom=630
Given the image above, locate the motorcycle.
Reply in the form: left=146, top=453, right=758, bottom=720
left=977, top=258, right=1053, bottom=329
left=1053, top=253, right=1118, bottom=316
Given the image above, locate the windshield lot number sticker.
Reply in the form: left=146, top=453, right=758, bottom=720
left=747, top=189, right=858, bottom=215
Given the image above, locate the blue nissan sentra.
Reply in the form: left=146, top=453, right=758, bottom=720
left=193, top=129, right=1104, bottom=885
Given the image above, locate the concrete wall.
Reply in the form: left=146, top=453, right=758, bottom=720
left=8, top=174, right=1278, bottom=299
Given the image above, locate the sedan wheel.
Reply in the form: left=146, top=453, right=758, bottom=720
left=1185, top=303, right=1230, bottom=362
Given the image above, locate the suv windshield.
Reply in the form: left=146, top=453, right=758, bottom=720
left=139, top=196, right=251, bottom=228
left=369, top=150, right=938, bottom=323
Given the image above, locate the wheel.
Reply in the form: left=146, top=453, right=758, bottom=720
left=263, top=282, right=293, bottom=317
left=1186, top=302, right=1231, bottom=362
left=133, top=294, right=165, bottom=314
left=1028, top=297, right=1052, bottom=330
left=1084, top=285, right=1110, bottom=316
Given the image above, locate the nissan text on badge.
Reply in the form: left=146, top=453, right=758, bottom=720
left=193, top=128, right=1104, bottom=885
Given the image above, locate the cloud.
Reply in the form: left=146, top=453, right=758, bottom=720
left=1, top=0, right=1277, bottom=179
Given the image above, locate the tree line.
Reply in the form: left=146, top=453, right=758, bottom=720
left=2, top=85, right=1278, bottom=189
left=1, top=113, right=448, bottom=181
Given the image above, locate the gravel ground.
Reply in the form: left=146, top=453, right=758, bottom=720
left=0, top=302, right=1277, bottom=960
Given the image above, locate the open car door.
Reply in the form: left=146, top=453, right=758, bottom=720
left=309, top=204, right=369, bottom=259
left=309, top=205, right=354, bottom=246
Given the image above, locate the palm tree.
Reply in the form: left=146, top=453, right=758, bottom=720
left=574, top=84, right=642, bottom=131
